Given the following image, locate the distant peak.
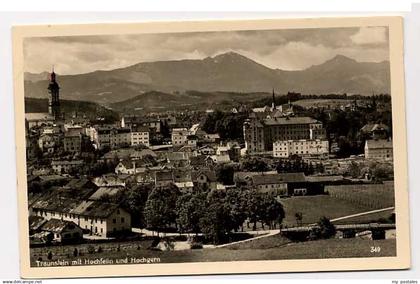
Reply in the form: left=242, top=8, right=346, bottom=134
left=212, top=51, right=248, bottom=60
left=327, top=55, right=357, bottom=63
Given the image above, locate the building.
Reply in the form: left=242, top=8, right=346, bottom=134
left=131, top=126, right=150, bottom=147
left=244, top=115, right=326, bottom=154
left=30, top=197, right=131, bottom=238
left=63, top=133, right=82, bottom=153
left=192, top=170, right=217, bottom=190
left=90, top=126, right=131, bottom=150
left=38, top=133, right=60, bottom=154
left=360, top=123, right=390, bottom=140
left=47, top=70, right=61, bottom=121
left=171, top=128, right=189, bottom=146
left=273, top=139, right=329, bottom=158
left=39, top=219, right=83, bottom=244
left=251, top=173, right=288, bottom=196
left=121, top=115, right=161, bottom=133
left=155, top=171, right=174, bottom=188
left=365, top=139, right=393, bottom=160
left=251, top=172, right=311, bottom=196
left=25, top=113, right=55, bottom=128
left=51, top=160, right=84, bottom=174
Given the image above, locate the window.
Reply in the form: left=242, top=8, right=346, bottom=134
left=121, top=217, right=125, bottom=223
left=113, top=219, right=116, bottom=224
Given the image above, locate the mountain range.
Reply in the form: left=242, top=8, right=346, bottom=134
left=24, top=52, right=390, bottom=106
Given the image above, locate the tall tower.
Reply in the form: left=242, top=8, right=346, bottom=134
left=47, top=68, right=60, bottom=120
left=271, top=88, right=276, bottom=111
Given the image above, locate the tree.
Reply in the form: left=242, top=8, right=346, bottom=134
left=242, top=158, right=269, bottom=172
left=225, top=187, right=248, bottom=232
left=199, top=201, right=230, bottom=244
left=215, top=164, right=235, bottom=185
left=260, top=197, right=285, bottom=229
left=176, top=192, right=206, bottom=235
left=295, top=212, right=303, bottom=227
left=144, top=185, right=180, bottom=234
left=310, top=216, right=336, bottom=240
left=122, top=184, right=152, bottom=228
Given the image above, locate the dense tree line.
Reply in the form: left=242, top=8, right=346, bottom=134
left=132, top=185, right=286, bottom=244
left=201, top=110, right=248, bottom=141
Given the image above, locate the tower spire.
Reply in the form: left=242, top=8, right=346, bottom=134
left=272, top=88, right=276, bottom=110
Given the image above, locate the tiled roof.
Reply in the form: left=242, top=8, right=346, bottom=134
left=40, top=218, right=80, bottom=233
left=252, top=172, right=306, bottom=185
left=264, top=116, right=319, bottom=126
left=155, top=171, right=173, bottom=182
left=366, top=139, right=393, bottom=149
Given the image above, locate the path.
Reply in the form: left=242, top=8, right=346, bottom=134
left=330, top=207, right=394, bottom=223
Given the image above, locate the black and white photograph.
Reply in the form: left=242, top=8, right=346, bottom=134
left=12, top=17, right=410, bottom=278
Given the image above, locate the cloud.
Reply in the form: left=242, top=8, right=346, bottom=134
left=23, top=26, right=390, bottom=74
left=350, top=26, right=388, bottom=45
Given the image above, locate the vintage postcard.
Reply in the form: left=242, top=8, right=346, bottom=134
left=12, top=16, right=410, bottom=278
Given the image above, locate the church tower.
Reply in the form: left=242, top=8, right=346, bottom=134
left=47, top=68, right=60, bottom=120
left=271, top=88, right=276, bottom=111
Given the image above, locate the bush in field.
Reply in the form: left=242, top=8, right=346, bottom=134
left=47, top=251, right=53, bottom=260
left=309, top=217, right=336, bottom=240
left=87, top=245, right=95, bottom=254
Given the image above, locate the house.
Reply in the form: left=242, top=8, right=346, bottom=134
left=131, top=126, right=150, bottom=147
left=63, top=133, right=82, bottom=153
left=51, top=160, right=84, bottom=174
left=192, top=170, right=218, bottom=190
left=186, top=135, right=198, bottom=148
left=190, top=155, right=214, bottom=169
left=25, top=113, right=54, bottom=128
left=31, top=197, right=131, bottom=238
left=115, top=160, right=143, bottom=175
left=28, top=215, right=47, bottom=235
left=40, top=219, right=83, bottom=244
left=365, top=139, right=393, bottom=160
left=155, top=171, right=174, bottom=188
left=361, top=123, right=390, bottom=140
left=38, top=133, right=60, bottom=154
left=251, top=172, right=309, bottom=196
left=251, top=173, right=288, bottom=196
left=167, top=151, right=190, bottom=167
left=171, top=128, right=189, bottom=146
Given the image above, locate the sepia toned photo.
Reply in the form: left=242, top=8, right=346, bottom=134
left=12, top=17, right=410, bottom=278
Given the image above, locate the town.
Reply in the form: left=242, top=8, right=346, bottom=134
left=25, top=71, right=396, bottom=265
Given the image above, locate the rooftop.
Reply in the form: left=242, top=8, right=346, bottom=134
left=264, top=116, right=319, bottom=126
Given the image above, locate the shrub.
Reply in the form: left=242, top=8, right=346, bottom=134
left=87, top=245, right=95, bottom=254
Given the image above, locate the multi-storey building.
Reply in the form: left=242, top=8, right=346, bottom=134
left=273, top=139, right=329, bottom=158
left=244, top=115, right=326, bottom=154
left=364, top=139, right=393, bottom=160
left=90, top=126, right=131, bottom=150
left=171, top=128, right=189, bottom=146
left=131, top=126, right=150, bottom=147
left=63, top=133, right=82, bottom=153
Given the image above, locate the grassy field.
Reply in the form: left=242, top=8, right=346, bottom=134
left=326, top=183, right=395, bottom=210
left=227, top=234, right=291, bottom=250
left=30, top=238, right=396, bottom=266
left=280, top=195, right=376, bottom=227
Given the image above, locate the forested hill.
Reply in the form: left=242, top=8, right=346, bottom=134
left=24, top=97, right=119, bottom=123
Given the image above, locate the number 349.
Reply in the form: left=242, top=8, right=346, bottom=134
left=370, top=246, right=381, bottom=253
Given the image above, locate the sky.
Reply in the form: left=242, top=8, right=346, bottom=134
left=23, top=26, right=389, bottom=75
